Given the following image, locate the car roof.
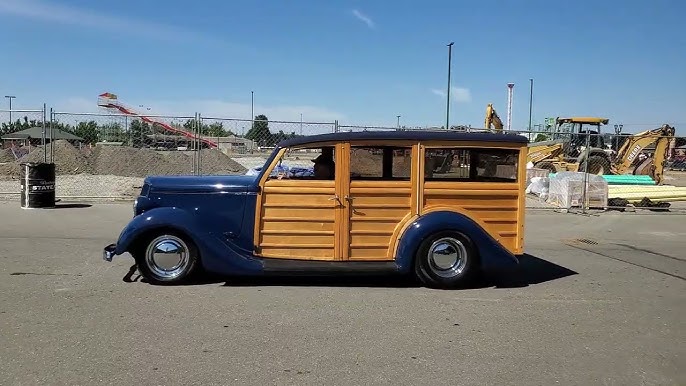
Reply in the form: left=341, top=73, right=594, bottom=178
left=277, top=130, right=529, bottom=148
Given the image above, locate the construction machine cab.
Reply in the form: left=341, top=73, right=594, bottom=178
left=555, top=117, right=609, bottom=157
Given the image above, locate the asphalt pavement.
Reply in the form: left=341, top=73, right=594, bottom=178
left=0, top=201, right=684, bottom=385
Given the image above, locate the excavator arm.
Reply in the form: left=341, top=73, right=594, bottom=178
left=612, top=124, right=675, bottom=184
left=485, top=104, right=504, bottom=132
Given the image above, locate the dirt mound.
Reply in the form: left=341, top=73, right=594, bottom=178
left=197, top=149, right=247, bottom=174
left=0, top=162, right=19, bottom=177
left=0, top=148, right=17, bottom=163
left=0, top=143, right=248, bottom=178
left=90, top=146, right=195, bottom=178
left=16, top=140, right=90, bottom=175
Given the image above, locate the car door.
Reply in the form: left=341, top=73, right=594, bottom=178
left=341, top=142, right=417, bottom=261
left=253, top=143, right=345, bottom=261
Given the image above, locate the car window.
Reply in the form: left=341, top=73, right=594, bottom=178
left=350, top=146, right=412, bottom=180
left=265, top=145, right=336, bottom=180
left=424, top=147, right=519, bottom=182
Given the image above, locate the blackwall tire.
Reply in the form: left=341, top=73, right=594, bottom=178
left=414, top=231, right=478, bottom=289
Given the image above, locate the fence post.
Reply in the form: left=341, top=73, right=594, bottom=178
left=197, top=113, right=203, bottom=176
left=49, top=107, right=54, bottom=164
left=581, top=130, right=591, bottom=213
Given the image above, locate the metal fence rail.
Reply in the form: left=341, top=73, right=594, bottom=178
left=2, top=106, right=685, bottom=212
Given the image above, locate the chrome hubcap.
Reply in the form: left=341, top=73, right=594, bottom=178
left=145, top=235, right=190, bottom=280
left=427, top=237, right=467, bottom=278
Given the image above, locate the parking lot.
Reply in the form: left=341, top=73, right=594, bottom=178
left=0, top=201, right=684, bottom=385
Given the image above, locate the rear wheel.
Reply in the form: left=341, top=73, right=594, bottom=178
left=414, top=231, right=478, bottom=289
left=580, top=155, right=611, bottom=175
left=132, top=231, right=200, bottom=285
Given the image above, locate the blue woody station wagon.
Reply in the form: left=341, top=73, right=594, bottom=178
left=103, top=130, right=529, bottom=289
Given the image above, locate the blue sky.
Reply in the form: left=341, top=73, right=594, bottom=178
left=0, top=0, right=685, bottom=134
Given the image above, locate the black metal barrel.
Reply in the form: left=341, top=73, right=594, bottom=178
left=20, top=162, right=56, bottom=209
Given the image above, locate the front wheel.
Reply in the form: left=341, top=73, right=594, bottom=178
left=414, top=231, right=479, bottom=289
left=133, top=232, right=200, bottom=285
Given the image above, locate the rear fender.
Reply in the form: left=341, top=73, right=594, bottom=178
left=394, top=210, right=519, bottom=272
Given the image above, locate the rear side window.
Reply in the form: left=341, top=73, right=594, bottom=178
left=424, top=147, right=519, bottom=182
left=350, top=146, right=412, bottom=180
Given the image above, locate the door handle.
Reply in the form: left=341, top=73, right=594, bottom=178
left=329, top=195, right=342, bottom=206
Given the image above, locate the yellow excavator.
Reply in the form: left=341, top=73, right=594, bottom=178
left=484, top=103, right=504, bottom=132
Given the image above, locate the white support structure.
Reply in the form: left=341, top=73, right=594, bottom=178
left=506, top=83, right=514, bottom=131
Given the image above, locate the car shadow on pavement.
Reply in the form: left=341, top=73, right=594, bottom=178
left=122, top=254, right=578, bottom=289
left=483, top=253, right=578, bottom=289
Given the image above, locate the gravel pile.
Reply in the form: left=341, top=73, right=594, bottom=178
left=197, top=149, right=247, bottom=175
left=0, top=142, right=247, bottom=179
left=89, top=146, right=246, bottom=178
left=0, top=148, right=17, bottom=163
left=0, top=141, right=90, bottom=177
left=20, top=140, right=89, bottom=174
left=89, top=146, right=187, bottom=178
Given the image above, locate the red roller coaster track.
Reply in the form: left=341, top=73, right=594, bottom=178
left=97, top=92, right=217, bottom=148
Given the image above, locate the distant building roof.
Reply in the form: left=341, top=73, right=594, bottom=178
left=1, top=126, right=84, bottom=141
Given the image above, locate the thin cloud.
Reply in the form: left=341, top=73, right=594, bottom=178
left=0, top=0, right=210, bottom=43
left=431, top=87, right=472, bottom=103
left=351, top=9, right=375, bottom=28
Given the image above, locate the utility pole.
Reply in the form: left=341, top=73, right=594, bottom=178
left=528, top=78, right=534, bottom=132
left=397, top=115, right=401, bottom=129
left=446, top=42, right=454, bottom=130
left=5, top=95, right=16, bottom=123
left=251, top=91, right=254, bottom=127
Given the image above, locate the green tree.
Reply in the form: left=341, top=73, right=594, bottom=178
left=100, top=122, right=126, bottom=142
left=74, top=121, right=99, bottom=144
left=129, top=120, right=153, bottom=147
left=181, top=119, right=234, bottom=137
left=245, top=114, right=273, bottom=146
left=272, top=130, right=299, bottom=144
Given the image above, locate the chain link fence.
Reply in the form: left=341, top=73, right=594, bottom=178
left=2, top=106, right=685, bottom=213
left=523, top=127, right=686, bottom=213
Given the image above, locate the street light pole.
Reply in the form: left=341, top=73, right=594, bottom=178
left=5, top=95, right=16, bottom=123
left=528, top=78, right=534, bottom=131
left=251, top=91, right=254, bottom=126
left=446, top=42, right=454, bottom=130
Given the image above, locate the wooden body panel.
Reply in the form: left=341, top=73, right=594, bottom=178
left=421, top=181, right=521, bottom=254
left=347, top=181, right=412, bottom=261
left=257, top=179, right=337, bottom=260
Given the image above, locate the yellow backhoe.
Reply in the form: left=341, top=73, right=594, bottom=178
left=611, top=124, right=675, bottom=185
left=528, top=118, right=675, bottom=185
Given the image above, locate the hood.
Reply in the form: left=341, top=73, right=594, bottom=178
left=144, top=174, right=258, bottom=194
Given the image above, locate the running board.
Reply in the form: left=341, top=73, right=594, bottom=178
left=261, top=259, right=401, bottom=274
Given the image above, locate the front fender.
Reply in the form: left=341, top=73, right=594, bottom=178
left=113, top=207, right=201, bottom=256
left=395, top=210, right=519, bottom=272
